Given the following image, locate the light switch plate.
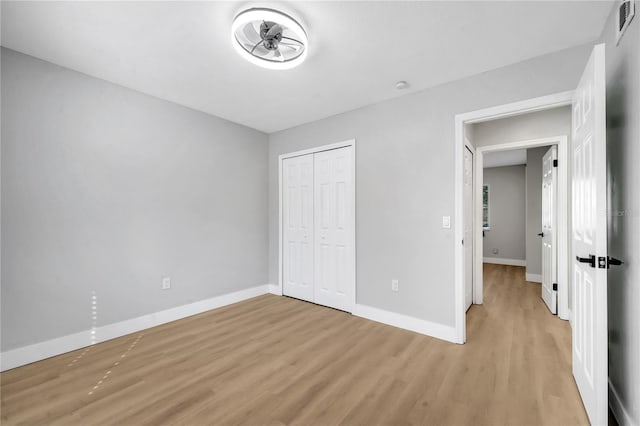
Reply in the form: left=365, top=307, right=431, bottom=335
left=442, top=216, right=451, bottom=229
left=162, top=277, right=171, bottom=290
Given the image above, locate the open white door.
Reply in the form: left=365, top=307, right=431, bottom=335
left=541, top=146, right=558, bottom=314
left=464, top=146, right=474, bottom=311
left=572, top=44, right=608, bottom=426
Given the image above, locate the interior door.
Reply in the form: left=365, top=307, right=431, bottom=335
left=464, top=146, right=474, bottom=311
left=572, top=44, right=608, bottom=426
left=541, top=145, right=558, bottom=314
left=313, top=146, right=354, bottom=312
left=282, top=154, right=314, bottom=302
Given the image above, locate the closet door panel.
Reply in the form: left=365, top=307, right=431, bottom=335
left=282, top=154, right=314, bottom=302
left=313, top=147, right=354, bottom=311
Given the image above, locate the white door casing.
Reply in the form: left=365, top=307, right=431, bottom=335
left=313, top=146, right=355, bottom=312
left=456, top=91, right=575, bottom=345
left=464, top=146, right=474, bottom=310
left=282, top=154, right=315, bottom=303
left=571, top=44, right=608, bottom=426
left=541, top=145, right=558, bottom=314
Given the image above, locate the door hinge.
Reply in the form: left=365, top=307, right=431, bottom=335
left=552, top=283, right=558, bottom=291
left=553, top=159, right=558, bottom=167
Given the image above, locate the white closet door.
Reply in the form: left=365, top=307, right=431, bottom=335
left=313, top=147, right=355, bottom=312
left=282, top=154, right=314, bottom=302
left=541, top=146, right=558, bottom=314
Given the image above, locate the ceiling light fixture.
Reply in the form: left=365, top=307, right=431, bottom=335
left=395, top=81, right=409, bottom=90
left=231, top=8, right=308, bottom=70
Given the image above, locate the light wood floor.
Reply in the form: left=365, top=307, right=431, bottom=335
left=1, top=264, right=588, bottom=425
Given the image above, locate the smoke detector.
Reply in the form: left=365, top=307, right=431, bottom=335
left=231, top=8, right=308, bottom=70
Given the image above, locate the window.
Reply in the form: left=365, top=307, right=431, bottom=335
left=482, top=184, right=490, bottom=230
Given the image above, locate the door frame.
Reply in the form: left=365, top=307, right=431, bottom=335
left=463, top=142, right=475, bottom=312
left=277, top=139, right=357, bottom=310
left=475, top=136, right=568, bottom=312
left=454, top=91, right=573, bottom=343
left=541, top=145, right=559, bottom=314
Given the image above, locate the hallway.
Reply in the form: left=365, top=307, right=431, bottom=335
left=465, top=263, right=588, bottom=424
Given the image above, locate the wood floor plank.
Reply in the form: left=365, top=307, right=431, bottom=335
left=1, top=265, right=589, bottom=425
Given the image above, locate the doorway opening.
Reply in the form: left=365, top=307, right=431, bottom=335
left=454, top=91, right=574, bottom=344
left=472, top=137, right=567, bottom=315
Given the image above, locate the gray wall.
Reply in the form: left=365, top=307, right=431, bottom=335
left=268, top=44, right=592, bottom=326
left=482, top=166, right=526, bottom=261
left=1, top=48, right=269, bottom=351
left=525, top=146, right=549, bottom=277
left=600, top=1, right=640, bottom=424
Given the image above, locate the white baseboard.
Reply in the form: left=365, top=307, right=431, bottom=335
left=525, top=273, right=543, bottom=283
left=609, top=378, right=635, bottom=426
left=353, top=304, right=458, bottom=344
left=483, top=257, right=526, bottom=266
left=267, top=284, right=281, bottom=295
left=1, top=285, right=461, bottom=371
left=0, top=284, right=272, bottom=372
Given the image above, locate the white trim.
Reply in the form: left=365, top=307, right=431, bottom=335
left=569, top=308, right=574, bottom=328
left=267, top=284, right=280, bottom=295
left=353, top=304, right=457, bottom=344
left=277, top=139, right=357, bottom=311
left=0, top=284, right=273, bottom=372
left=454, top=115, right=466, bottom=344
left=483, top=257, right=526, bottom=267
left=278, top=140, right=356, bottom=162
left=460, top=91, right=575, bottom=125
left=454, top=91, right=574, bottom=344
left=609, top=379, right=634, bottom=426
left=525, top=273, right=543, bottom=283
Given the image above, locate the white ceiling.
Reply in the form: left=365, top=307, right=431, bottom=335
left=483, top=149, right=527, bottom=168
left=1, top=1, right=611, bottom=133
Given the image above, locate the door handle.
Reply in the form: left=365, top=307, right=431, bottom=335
left=607, top=257, right=624, bottom=268
left=576, top=254, right=596, bottom=268
left=538, top=232, right=544, bottom=237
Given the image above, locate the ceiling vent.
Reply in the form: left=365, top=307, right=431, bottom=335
left=616, top=0, right=635, bottom=44
left=231, top=8, right=308, bottom=70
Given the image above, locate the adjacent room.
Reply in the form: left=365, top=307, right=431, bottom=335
left=1, top=1, right=639, bottom=425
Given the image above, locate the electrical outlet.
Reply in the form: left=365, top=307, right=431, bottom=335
left=391, top=279, right=399, bottom=292
left=162, top=277, right=171, bottom=290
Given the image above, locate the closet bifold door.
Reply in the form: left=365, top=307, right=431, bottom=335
left=313, top=146, right=354, bottom=312
left=282, top=154, right=315, bottom=302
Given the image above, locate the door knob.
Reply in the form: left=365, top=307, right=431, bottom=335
left=606, top=257, right=624, bottom=268
left=576, top=255, right=596, bottom=268
left=538, top=232, right=544, bottom=237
